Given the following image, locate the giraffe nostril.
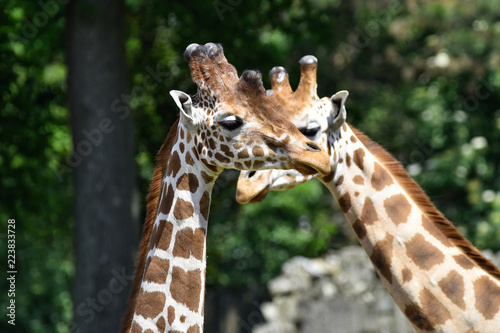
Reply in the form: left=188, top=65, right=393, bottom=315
left=247, top=171, right=256, bottom=179
left=305, top=141, right=321, bottom=152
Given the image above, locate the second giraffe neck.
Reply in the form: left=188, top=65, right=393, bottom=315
left=128, top=121, right=221, bottom=332
left=323, top=123, right=500, bottom=332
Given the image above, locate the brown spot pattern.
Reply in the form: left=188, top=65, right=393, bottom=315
left=352, top=219, right=367, bottom=239
left=338, top=192, right=351, bottom=213
left=176, top=173, right=199, bottom=193
left=173, top=198, right=194, bottom=220
left=353, top=175, right=364, bottom=185
left=208, top=138, right=216, bottom=150
left=474, top=276, right=500, bottom=320
left=135, top=290, right=166, bottom=319
left=187, top=325, right=201, bottom=333
left=342, top=123, right=347, bottom=131
left=321, top=170, right=335, bottom=183
left=220, top=144, right=234, bottom=158
left=131, top=322, right=142, bottom=333
left=214, top=152, right=230, bottom=164
left=172, top=227, right=205, bottom=260
left=157, top=221, right=174, bottom=251
left=170, top=267, right=202, bottom=312
left=438, top=270, right=465, bottom=310
left=361, top=197, right=378, bottom=225
left=252, top=146, right=265, bottom=157
left=405, top=233, right=445, bottom=270
left=384, top=194, right=411, bottom=225
left=252, top=160, right=264, bottom=169
left=167, top=152, right=181, bottom=178
left=421, top=215, right=452, bottom=247
left=167, top=305, right=175, bottom=325
left=350, top=135, right=357, bottom=143
left=334, top=175, right=344, bottom=187
left=419, top=288, right=452, bottom=327
left=370, top=234, right=394, bottom=284
left=345, top=153, right=351, bottom=167
left=453, top=254, right=475, bottom=270
left=160, top=184, right=175, bottom=215
left=352, top=148, right=365, bottom=171
left=157, top=317, right=166, bottom=333
left=200, top=171, right=214, bottom=184
left=233, top=142, right=243, bottom=150
left=144, top=257, right=170, bottom=284
left=238, top=149, right=249, bottom=159
left=402, top=267, right=412, bottom=283
left=233, top=161, right=244, bottom=169
left=180, top=315, right=186, bottom=323
left=404, top=303, right=433, bottom=331
left=371, top=162, right=394, bottom=191
left=185, top=151, right=195, bottom=166
left=150, top=219, right=166, bottom=250
left=191, top=146, right=199, bottom=160
left=200, top=191, right=211, bottom=221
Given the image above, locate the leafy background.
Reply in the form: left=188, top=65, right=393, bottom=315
left=2, top=0, right=500, bottom=331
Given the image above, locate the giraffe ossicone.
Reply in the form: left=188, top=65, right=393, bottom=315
left=121, top=43, right=331, bottom=333
left=236, top=55, right=500, bottom=332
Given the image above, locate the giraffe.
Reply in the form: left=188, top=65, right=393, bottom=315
left=236, top=56, right=500, bottom=332
left=120, top=43, right=331, bottom=333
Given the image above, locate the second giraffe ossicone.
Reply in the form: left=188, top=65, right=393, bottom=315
left=121, top=43, right=331, bottom=333
left=237, top=56, right=500, bottom=332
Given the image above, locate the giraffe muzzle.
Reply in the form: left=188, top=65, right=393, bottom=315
left=289, top=141, right=330, bottom=176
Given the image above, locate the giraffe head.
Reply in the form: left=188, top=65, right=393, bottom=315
left=170, top=43, right=331, bottom=178
left=236, top=55, right=348, bottom=203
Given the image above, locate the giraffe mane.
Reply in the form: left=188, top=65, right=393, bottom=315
left=120, top=119, right=180, bottom=332
left=350, top=125, right=500, bottom=281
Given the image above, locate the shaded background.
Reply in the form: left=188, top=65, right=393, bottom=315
left=2, top=0, right=500, bottom=332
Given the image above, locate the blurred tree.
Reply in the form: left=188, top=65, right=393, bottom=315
left=66, top=1, right=138, bottom=332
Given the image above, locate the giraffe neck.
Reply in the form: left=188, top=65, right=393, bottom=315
left=125, top=120, right=220, bottom=333
left=323, top=123, right=500, bottom=332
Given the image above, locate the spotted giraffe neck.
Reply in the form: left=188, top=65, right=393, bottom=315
left=324, top=123, right=500, bottom=332
left=122, top=120, right=220, bottom=333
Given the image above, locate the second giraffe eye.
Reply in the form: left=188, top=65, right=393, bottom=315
left=219, top=115, right=243, bottom=131
left=299, top=126, right=319, bottom=137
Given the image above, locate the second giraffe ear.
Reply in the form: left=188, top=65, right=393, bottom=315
left=170, top=90, right=199, bottom=131
left=328, top=90, right=349, bottom=132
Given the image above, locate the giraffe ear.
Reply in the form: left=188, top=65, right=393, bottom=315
left=328, top=90, right=349, bottom=131
left=170, top=90, right=198, bottom=131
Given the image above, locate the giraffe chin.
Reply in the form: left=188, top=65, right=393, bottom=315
left=248, top=186, right=270, bottom=203
left=292, top=163, right=320, bottom=176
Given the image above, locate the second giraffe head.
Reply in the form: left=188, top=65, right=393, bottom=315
left=236, top=55, right=348, bottom=203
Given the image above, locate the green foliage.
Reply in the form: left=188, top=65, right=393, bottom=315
left=3, top=0, right=500, bottom=331
left=1, top=2, right=73, bottom=333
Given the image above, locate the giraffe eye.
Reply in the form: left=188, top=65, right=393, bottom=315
left=219, top=115, right=243, bottom=131
left=299, top=126, right=320, bottom=138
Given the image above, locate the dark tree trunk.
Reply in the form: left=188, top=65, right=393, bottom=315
left=66, top=1, right=138, bottom=331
